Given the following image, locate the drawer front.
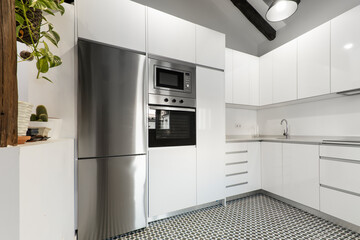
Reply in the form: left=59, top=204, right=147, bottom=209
left=225, top=142, right=247, bottom=153
left=225, top=173, right=248, bottom=187
left=320, top=145, right=360, bottom=161
left=320, top=187, right=360, bottom=226
left=225, top=152, right=247, bottom=164
left=320, top=159, right=360, bottom=195
left=225, top=162, right=248, bottom=175
left=226, top=183, right=249, bottom=198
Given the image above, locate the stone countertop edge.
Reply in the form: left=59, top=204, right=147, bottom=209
left=226, top=135, right=360, bottom=145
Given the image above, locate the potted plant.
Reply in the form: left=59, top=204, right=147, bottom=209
left=15, top=0, right=65, bottom=82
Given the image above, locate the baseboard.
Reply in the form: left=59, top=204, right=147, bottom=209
left=148, top=200, right=223, bottom=223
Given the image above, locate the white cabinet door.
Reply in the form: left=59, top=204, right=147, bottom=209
left=148, top=8, right=196, bottom=63
left=247, top=142, right=261, bottom=191
left=272, top=40, right=298, bottom=103
left=298, top=22, right=331, bottom=99
left=225, top=48, right=233, bottom=103
left=196, top=25, right=225, bottom=70
left=148, top=146, right=197, bottom=217
left=196, top=67, right=225, bottom=205
left=261, top=142, right=283, bottom=196
left=259, top=52, right=273, bottom=105
left=77, top=0, right=146, bottom=52
left=283, top=144, right=319, bottom=210
left=232, top=51, right=259, bottom=106
left=331, top=5, right=360, bottom=93
left=320, top=187, right=360, bottom=226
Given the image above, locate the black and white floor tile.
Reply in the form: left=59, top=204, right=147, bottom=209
left=117, top=194, right=360, bottom=240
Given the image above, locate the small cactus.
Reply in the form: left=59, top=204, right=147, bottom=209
left=30, top=114, right=38, bottom=121
left=36, top=105, right=48, bottom=117
left=30, top=105, right=49, bottom=122
left=39, top=113, right=48, bottom=122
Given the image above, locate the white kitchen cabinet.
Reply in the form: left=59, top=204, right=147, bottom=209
left=225, top=49, right=233, bottom=103
left=272, top=40, right=298, bottom=103
left=259, top=52, right=273, bottom=105
left=319, top=144, right=360, bottom=226
left=298, top=22, right=331, bottom=99
left=196, top=67, right=225, bottom=205
left=247, top=142, right=262, bottom=192
left=0, top=140, right=75, bottom=240
left=77, top=0, right=146, bottom=52
left=261, top=142, right=283, bottom=196
left=226, top=49, right=259, bottom=106
left=148, top=146, right=197, bottom=217
left=225, top=142, right=261, bottom=198
left=196, top=25, right=225, bottom=70
left=283, top=144, right=319, bottom=210
left=331, top=5, right=360, bottom=93
left=320, top=187, right=360, bottom=226
left=148, top=7, right=196, bottom=63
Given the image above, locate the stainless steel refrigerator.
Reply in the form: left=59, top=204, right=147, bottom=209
left=77, top=39, right=147, bottom=240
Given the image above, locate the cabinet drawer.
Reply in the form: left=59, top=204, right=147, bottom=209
left=225, top=143, right=247, bottom=153
left=320, top=159, right=360, bottom=195
left=225, top=162, right=248, bottom=175
left=320, top=145, right=360, bottom=161
left=225, top=173, right=248, bottom=187
left=225, top=152, right=247, bottom=164
left=226, top=183, right=249, bottom=197
left=320, top=187, right=360, bottom=226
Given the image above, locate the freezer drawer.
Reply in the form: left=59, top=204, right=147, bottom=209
left=78, top=155, right=147, bottom=240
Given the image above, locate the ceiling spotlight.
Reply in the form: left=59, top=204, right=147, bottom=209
left=266, top=0, right=301, bottom=22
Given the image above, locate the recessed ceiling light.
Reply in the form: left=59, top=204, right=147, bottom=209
left=266, top=0, right=301, bottom=22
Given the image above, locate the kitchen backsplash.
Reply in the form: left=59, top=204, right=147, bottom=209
left=226, top=108, right=258, bottom=136
left=258, top=94, right=360, bottom=137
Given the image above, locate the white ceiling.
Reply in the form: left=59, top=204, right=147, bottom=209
left=132, top=0, right=360, bottom=56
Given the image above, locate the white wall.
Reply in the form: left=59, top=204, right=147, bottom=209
left=17, top=3, right=76, bottom=139
left=226, top=108, right=258, bottom=136
left=258, top=95, right=360, bottom=137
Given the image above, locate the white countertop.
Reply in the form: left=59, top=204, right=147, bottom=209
left=226, top=135, right=360, bottom=146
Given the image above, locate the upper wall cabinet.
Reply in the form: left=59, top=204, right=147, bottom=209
left=148, top=8, right=196, bottom=63
left=259, top=52, right=273, bottom=105
left=196, top=25, right=225, bottom=70
left=331, top=5, right=360, bottom=93
left=298, top=22, right=331, bottom=99
left=272, top=39, right=298, bottom=103
left=225, top=49, right=259, bottom=106
left=77, top=0, right=146, bottom=52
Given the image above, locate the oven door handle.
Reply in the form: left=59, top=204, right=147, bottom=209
left=148, top=106, right=196, bottom=112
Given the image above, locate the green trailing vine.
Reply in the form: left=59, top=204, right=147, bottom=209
left=15, top=0, right=65, bottom=82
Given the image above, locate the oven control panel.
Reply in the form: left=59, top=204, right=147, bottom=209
left=148, top=94, right=196, bottom=108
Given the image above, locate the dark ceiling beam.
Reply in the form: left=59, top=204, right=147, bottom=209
left=230, top=0, right=276, bottom=41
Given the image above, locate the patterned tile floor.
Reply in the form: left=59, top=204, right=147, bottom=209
left=117, top=194, right=360, bottom=240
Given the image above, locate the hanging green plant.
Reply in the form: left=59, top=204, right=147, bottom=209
left=15, top=0, right=65, bottom=82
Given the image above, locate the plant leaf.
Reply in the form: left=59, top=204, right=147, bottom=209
left=49, top=29, right=60, bottom=43
left=15, top=12, right=24, bottom=25
left=42, top=76, right=53, bottom=83
left=36, top=57, right=49, bottom=73
left=16, top=25, right=22, bottom=37
left=41, top=31, right=58, bottom=47
left=51, top=55, right=62, bottom=67
left=43, top=9, right=55, bottom=16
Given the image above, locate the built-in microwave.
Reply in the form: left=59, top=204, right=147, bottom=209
left=149, top=57, right=196, bottom=99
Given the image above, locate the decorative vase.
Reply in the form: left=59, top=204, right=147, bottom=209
left=18, top=101, right=33, bottom=136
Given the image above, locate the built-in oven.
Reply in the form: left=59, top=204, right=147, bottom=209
left=148, top=104, right=196, bottom=148
left=149, top=57, right=196, bottom=99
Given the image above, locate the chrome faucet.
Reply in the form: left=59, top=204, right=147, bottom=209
left=280, top=119, right=289, bottom=138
